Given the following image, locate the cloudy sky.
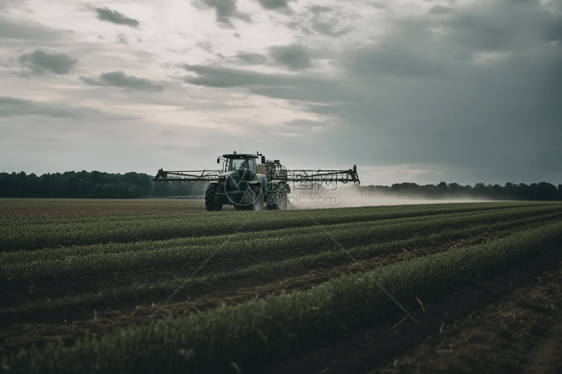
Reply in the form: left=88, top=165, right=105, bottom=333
left=0, top=0, right=560, bottom=186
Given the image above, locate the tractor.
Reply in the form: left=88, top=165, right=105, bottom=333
left=154, top=152, right=360, bottom=211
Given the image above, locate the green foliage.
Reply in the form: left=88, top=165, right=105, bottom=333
left=7, top=205, right=561, bottom=315
left=0, top=171, right=195, bottom=198
left=3, top=221, right=561, bottom=373
left=0, top=202, right=555, bottom=251
left=365, top=181, right=562, bottom=200
left=2, top=204, right=561, bottom=286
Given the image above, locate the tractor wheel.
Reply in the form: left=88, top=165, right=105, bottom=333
left=267, top=202, right=279, bottom=210
left=266, top=193, right=279, bottom=210
left=205, top=184, right=222, bottom=212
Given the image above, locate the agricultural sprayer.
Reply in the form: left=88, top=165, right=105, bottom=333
left=154, top=152, right=360, bottom=211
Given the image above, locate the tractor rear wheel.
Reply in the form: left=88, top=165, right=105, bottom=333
left=205, top=184, right=223, bottom=212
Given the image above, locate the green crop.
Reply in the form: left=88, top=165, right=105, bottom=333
left=2, top=204, right=560, bottom=285
left=1, top=202, right=554, bottom=251
left=3, top=221, right=561, bottom=374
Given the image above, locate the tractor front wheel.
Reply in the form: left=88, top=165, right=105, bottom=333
left=205, top=184, right=223, bottom=212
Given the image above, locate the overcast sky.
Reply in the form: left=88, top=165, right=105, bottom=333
left=0, top=0, right=560, bottom=186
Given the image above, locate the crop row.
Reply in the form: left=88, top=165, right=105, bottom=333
left=0, top=199, right=207, bottom=220
left=3, top=220, right=561, bottom=373
left=2, top=205, right=561, bottom=285
left=1, top=201, right=540, bottom=227
left=1, top=202, right=556, bottom=251
left=3, top=203, right=559, bottom=266
left=5, top=209, right=560, bottom=314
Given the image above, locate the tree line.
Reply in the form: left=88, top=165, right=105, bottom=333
left=361, top=181, right=562, bottom=201
left=0, top=171, right=199, bottom=198
left=1, top=171, right=561, bottom=200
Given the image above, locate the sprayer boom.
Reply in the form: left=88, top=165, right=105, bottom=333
left=153, top=152, right=359, bottom=211
left=154, top=169, right=221, bottom=183
left=285, top=168, right=359, bottom=184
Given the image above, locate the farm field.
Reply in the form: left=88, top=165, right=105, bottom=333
left=1, top=198, right=562, bottom=373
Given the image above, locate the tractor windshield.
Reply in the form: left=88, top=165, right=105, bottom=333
left=228, top=158, right=256, bottom=172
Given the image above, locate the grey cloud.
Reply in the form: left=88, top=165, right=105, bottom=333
left=0, top=96, right=130, bottom=119
left=183, top=64, right=350, bottom=102
left=312, top=19, right=352, bottom=37
left=508, top=0, right=540, bottom=4
left=193, top=0, right=250, bottom=27
left=0, top=0, right=21, bottom=9
left=255, top=0, right=294, bottom=10
left=318, top=1, right=562, bottom=181
left=286, top=21, right=313, bottom=35
left=117, top=34, right=128, bottom=44
left=309, top=6, right=333, bottom=14
left=291, top=7, right=352, bottom=38
left=269, top=44, right=311, bottom=70
left=184, top=64, right=288, bottom=87
left=18, top=49, right=77, bottom=75
left=198, top=41, right=214, bottom=53
left=188, top=0, right=561, bottom=183
left=0, top=96, right=76, bottom=117
left=428, top=5, right=451, bottom=14
left=80, top=71, right=164, bottom=92
left=542, top=17, right=562, bottom=42
left=451, top=14, right=518, bottom=52
left=282, top=119, right=327, bottom=133
left=235, top=51, right=268, bottom=65
left=341, top=42, right=444, bottom=79
left=94, top=8, right=140, bottom=28
left=441, top=2, right=562, bottom=52
left=0, top=17, right=66, bottom=40
left=4, top=0, right=560, bottom=186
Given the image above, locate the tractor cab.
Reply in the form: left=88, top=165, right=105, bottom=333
left=218, top=153, right=262, bottom=174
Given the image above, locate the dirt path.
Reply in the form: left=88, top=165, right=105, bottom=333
left=0, top=231, right=512, bottom=353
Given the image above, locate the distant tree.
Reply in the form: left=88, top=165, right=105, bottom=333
left=437, top=181, right=448, bottom=194
left=0, top=170, right=198, bottom=198
left=535, top=182, right=558, bottom=200
left=2, top=170, right=561, bottom=200
left=473, top=183, right=489, bottom=198
left=153, top=182, right=170, bottom=197
left=459, top=185, right=472, bottom=195
left=448, top=183, right=459, bottom=196
left=390, top=183, right=420, bottom=196
left=419, top=184, right=438, bottom=198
